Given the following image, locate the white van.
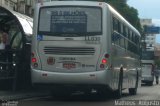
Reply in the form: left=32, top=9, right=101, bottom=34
left=141, top=60, right=154, bottom=86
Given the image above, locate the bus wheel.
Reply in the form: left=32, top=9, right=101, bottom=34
left=114, top=69, right=123, bottom=99
left=129, top=72, right=138, bottom=95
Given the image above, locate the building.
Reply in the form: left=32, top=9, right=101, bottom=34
left=0, top=0, right=34, bottom=17
left=0, top=0, right=17, bottom=10
left=17, top=0, right=34, bottom=16
left=140, top=19, right=156, bottom=51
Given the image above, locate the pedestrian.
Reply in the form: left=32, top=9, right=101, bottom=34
left=0, top=30, right=5, bottom=50
left=0, top=25, right=9, bottom=49
left=2, top=25, right=9, bottom=48
left=154, top=65, right=159, bottom=84
left=0, top=30, right=6, bottom=70
left=0, top=25, right=9, bottom=71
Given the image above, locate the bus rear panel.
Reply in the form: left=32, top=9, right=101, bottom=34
left=31, top=1, right=141, bottom=97
left=31, top=1, right=111, bottom=89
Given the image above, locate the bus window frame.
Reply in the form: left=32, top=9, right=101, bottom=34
left=37, top=6, right=103, bottom=36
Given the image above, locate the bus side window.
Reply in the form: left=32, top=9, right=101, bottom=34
left=127, top=29, right=130, bottom=40
left=132, top=32, right=135, bottom=43
left=120, top=37, right=125, bottom=48
left=113, top=17, right=118, bottom=32
left=123, top=25, right=126, bottom=36
left=124, top=38, right=127, bottom=49
left=112, top=32, right=119, bottom=45
left=118, top=20, right=121, bottom=33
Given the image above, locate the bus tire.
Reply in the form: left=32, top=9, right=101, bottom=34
left=114, top=69, right=123, bottom=99
left=129, top=72, right=138, bottom=95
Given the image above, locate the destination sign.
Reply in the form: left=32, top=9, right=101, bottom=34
left=50, top=10, right=87, bottom=33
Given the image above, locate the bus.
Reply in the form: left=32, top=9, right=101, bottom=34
left=31, top=0, right=141, bottom=98
left=141, top=51, right=154, bottom=86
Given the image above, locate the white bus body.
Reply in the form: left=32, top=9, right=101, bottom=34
left=31, top=1, right=141, bottom=98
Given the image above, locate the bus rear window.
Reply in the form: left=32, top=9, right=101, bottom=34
left=38, top=6, right=102, bottom=36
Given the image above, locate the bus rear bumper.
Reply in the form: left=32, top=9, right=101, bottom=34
left=31, top=68, right=110, bottom=86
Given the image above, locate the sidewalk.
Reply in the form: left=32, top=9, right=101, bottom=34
left=0, top=89, right=50, bottom=101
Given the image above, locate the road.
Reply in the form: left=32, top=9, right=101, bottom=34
left=3, top=82, right=160, bottom=106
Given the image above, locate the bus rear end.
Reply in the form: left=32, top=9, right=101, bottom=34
left=31, top=1, right=110, bottom=90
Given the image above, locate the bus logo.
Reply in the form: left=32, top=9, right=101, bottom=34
left=37, top=35, right=43, bottom=41
left=47, top=57, right=55, bottom=65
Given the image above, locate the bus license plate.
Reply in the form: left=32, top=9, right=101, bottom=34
left=63, top=63, right=76, bottom=69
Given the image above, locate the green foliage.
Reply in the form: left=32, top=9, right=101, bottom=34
left=106, top=0, right=142, bottom=33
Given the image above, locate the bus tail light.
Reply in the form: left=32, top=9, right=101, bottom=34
left=102, top=58, right=107, bottom=64
left=105, top=54, right=109, bottom=58
left=99, top=53, right=109, bottom=69
left=100, top=58, right=107, bottom=69
left=100, top=64, right=105, bottom=69
left=31, top=52, right=38, bottom=68
left=32, top=58, right=37, bottom=63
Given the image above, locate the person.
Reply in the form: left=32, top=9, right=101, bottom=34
left=0, top=25, right=9, bottom=49
left=154, top=65, right=159, bottom=84
left=0, top=26, right=9, bottom=70
left=0, top=31, right=5, bottom=50
left=0, top=30, right=6, bottom=70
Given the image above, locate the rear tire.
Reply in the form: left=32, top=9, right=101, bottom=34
left=129, top=72, right=138, bottom=95
left=113, top=69, right=123, bottom=99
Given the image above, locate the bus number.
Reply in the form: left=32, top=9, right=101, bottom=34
left=85, top=36, right=100, bottom=41
left=85, top=36, right=100, bottom=44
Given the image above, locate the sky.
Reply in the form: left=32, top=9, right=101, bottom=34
left=127, top=0, right=160, bottom=43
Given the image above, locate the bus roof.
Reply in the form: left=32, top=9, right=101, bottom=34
left=107, top=4, right=141, bottom=37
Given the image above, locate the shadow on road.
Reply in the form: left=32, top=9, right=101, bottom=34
left=52, top=94, right=111, bottom=101
left=43, top=91, right=131, bottom=102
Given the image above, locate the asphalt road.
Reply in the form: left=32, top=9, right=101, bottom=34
left=3, top=82, right=160, bottom=106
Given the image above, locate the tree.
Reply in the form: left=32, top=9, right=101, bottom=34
left=88, top=0, right=142, bottom=33
left=77, top=0, right=142, bottom=33
left=106, top=0, right=142, bottom=33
